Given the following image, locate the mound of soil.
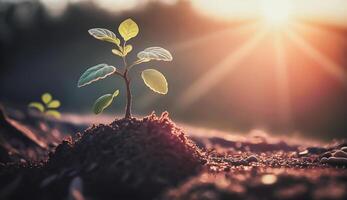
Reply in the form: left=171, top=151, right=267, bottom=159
left=1, top=112, right=205, bottom=200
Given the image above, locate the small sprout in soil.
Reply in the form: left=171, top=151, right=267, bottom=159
left=77, top=18, right=173, bottom=118
left=28, top=92, right=61, bottom=119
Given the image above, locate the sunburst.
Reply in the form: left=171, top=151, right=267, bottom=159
left=134, top=1, right=346, bottom=126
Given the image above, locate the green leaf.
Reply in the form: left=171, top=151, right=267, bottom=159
left=28, top=102, right=45, bottom=112
left=41, top=93, right=52, bottom=104
left=141, top=69, right=168, bottom=94
left=45, top=110, right=61, bottom=119
left=137, top=47, right=173, bottom=62
left=47, top=100, right=61, bottom=108
left=93, top=90, right=119, bottom=114
left=78, top=64, right=116, bottom=87
left=118, top=18, right=139, bottom=41
left=112, top=90, right=119, bottom=98
left=112, top=49, right=123, bottom=57
left=88, top=28, right=120, bottom=46
left=123, top=44, right=133, bottom=56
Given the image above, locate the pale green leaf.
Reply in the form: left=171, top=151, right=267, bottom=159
left=41, top=93, right=52, bottom=104
left=88, top=28, right=120, bottom=46
left=93, top=90, right=119, bottom=114
left=118, top=18, right=139, bottom=41
left=28, top=102, right=45, bottom=112
left=141, top=69, right=168, bottom=94
left=112, top=49, right=123, bottom=57
left=137, top=47, right=173, bottom=62
left=45, top=110, right=61, bottom=119
left=47, top=100, right=61, bottom=108
left=78, top=64, right=116, bottom=87
left=123, top=44, right=133, bottom=56
left=112, top=90, right=120, bottom=98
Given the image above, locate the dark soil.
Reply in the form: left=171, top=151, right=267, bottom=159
left=0, top=112, right=205, bottom=200
left=1, top=107, right=347, bottom=200
left=163, top=148, right=347, bottom=200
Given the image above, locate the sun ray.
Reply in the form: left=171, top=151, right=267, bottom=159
left=292, top=22, right=347, bottom=45
left=176, top=29, right=268, bottom=110
left=273, top=32, right=293, bottom=126
left=138, top=22, right=261, bottom=110
left=170, top=22, right=261, bottom=52
left=285, top=28, right=347, bottom=86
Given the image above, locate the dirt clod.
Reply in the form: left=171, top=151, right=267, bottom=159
left=333, top=150, right=347, bottom=158
left=245, top=155, right=259, bottom=163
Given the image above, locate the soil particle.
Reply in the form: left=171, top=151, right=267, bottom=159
left=333, top=150, right=347, bottom=158
left=307, top=147, right=328, bottom=154
left=245, top=155, right=259, bottom=163
left=298, top=150, right=309, bottom=156
left=326, top=157, right=347, bottom=166
left=320, top=151, right=332, bottom=159
left=320, top=157, right=328, bottom=164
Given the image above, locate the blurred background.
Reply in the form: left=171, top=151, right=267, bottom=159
left=0, top=0, right=346, bottom=140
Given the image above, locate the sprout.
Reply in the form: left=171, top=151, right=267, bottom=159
left=78, top=18, right=172, bottom=118
left=28, top=93, right=61, bottom=119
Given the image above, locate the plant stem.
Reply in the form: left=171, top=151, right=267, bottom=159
left=124, top=69, right=132, bottom=119
left=114, top=69, right=132, bottom=119
left=121, top=42, right=132, bottom=119
left=113, top=42, right=136, bottom=119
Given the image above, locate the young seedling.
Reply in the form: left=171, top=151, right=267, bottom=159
left=77, top=18, right=172, bottom=118
left=28, top=92, right=61, bottom=119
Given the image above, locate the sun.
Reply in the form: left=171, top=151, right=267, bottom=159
left=260, top=0, right=292, bottom=27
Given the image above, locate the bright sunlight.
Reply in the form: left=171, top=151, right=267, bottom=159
left=260, top=0, right=291, bottom=27
left=192, top=0, right=347, bottom=27
left=177, top=0, right=347, bottom=125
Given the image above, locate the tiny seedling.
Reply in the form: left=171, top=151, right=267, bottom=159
left=28, top=92, right=61, bottom=119
left=77, top=18, right=172, bottom=118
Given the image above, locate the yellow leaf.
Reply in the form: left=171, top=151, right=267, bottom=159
left=118, top=18, right=139, bottom=41
left=45, top=110, right=61, bottom=119
left=141, top=69, right=168, bottom=94
left=112, top=49, right=123, bottom=57
left=47, top=100, right=61, bottom=108
left=41, top=93, right=52, bottom=104
left=28, top=102, right=45, bottom=112
left=122, top=44, right=133, bottom=56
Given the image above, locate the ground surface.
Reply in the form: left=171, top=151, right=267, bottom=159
left=0, top=105, right=347, bottom=200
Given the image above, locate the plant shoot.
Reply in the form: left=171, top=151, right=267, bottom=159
left=77, top=18, right=172, bottom=118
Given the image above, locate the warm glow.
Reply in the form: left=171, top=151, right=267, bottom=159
left=191, top=0, right=347, bottom=27
left=161, top=0, right=347, bottom=119
left=260, top=0, right=291, bottom=27
left=178, top=29, right=267, bottom=109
